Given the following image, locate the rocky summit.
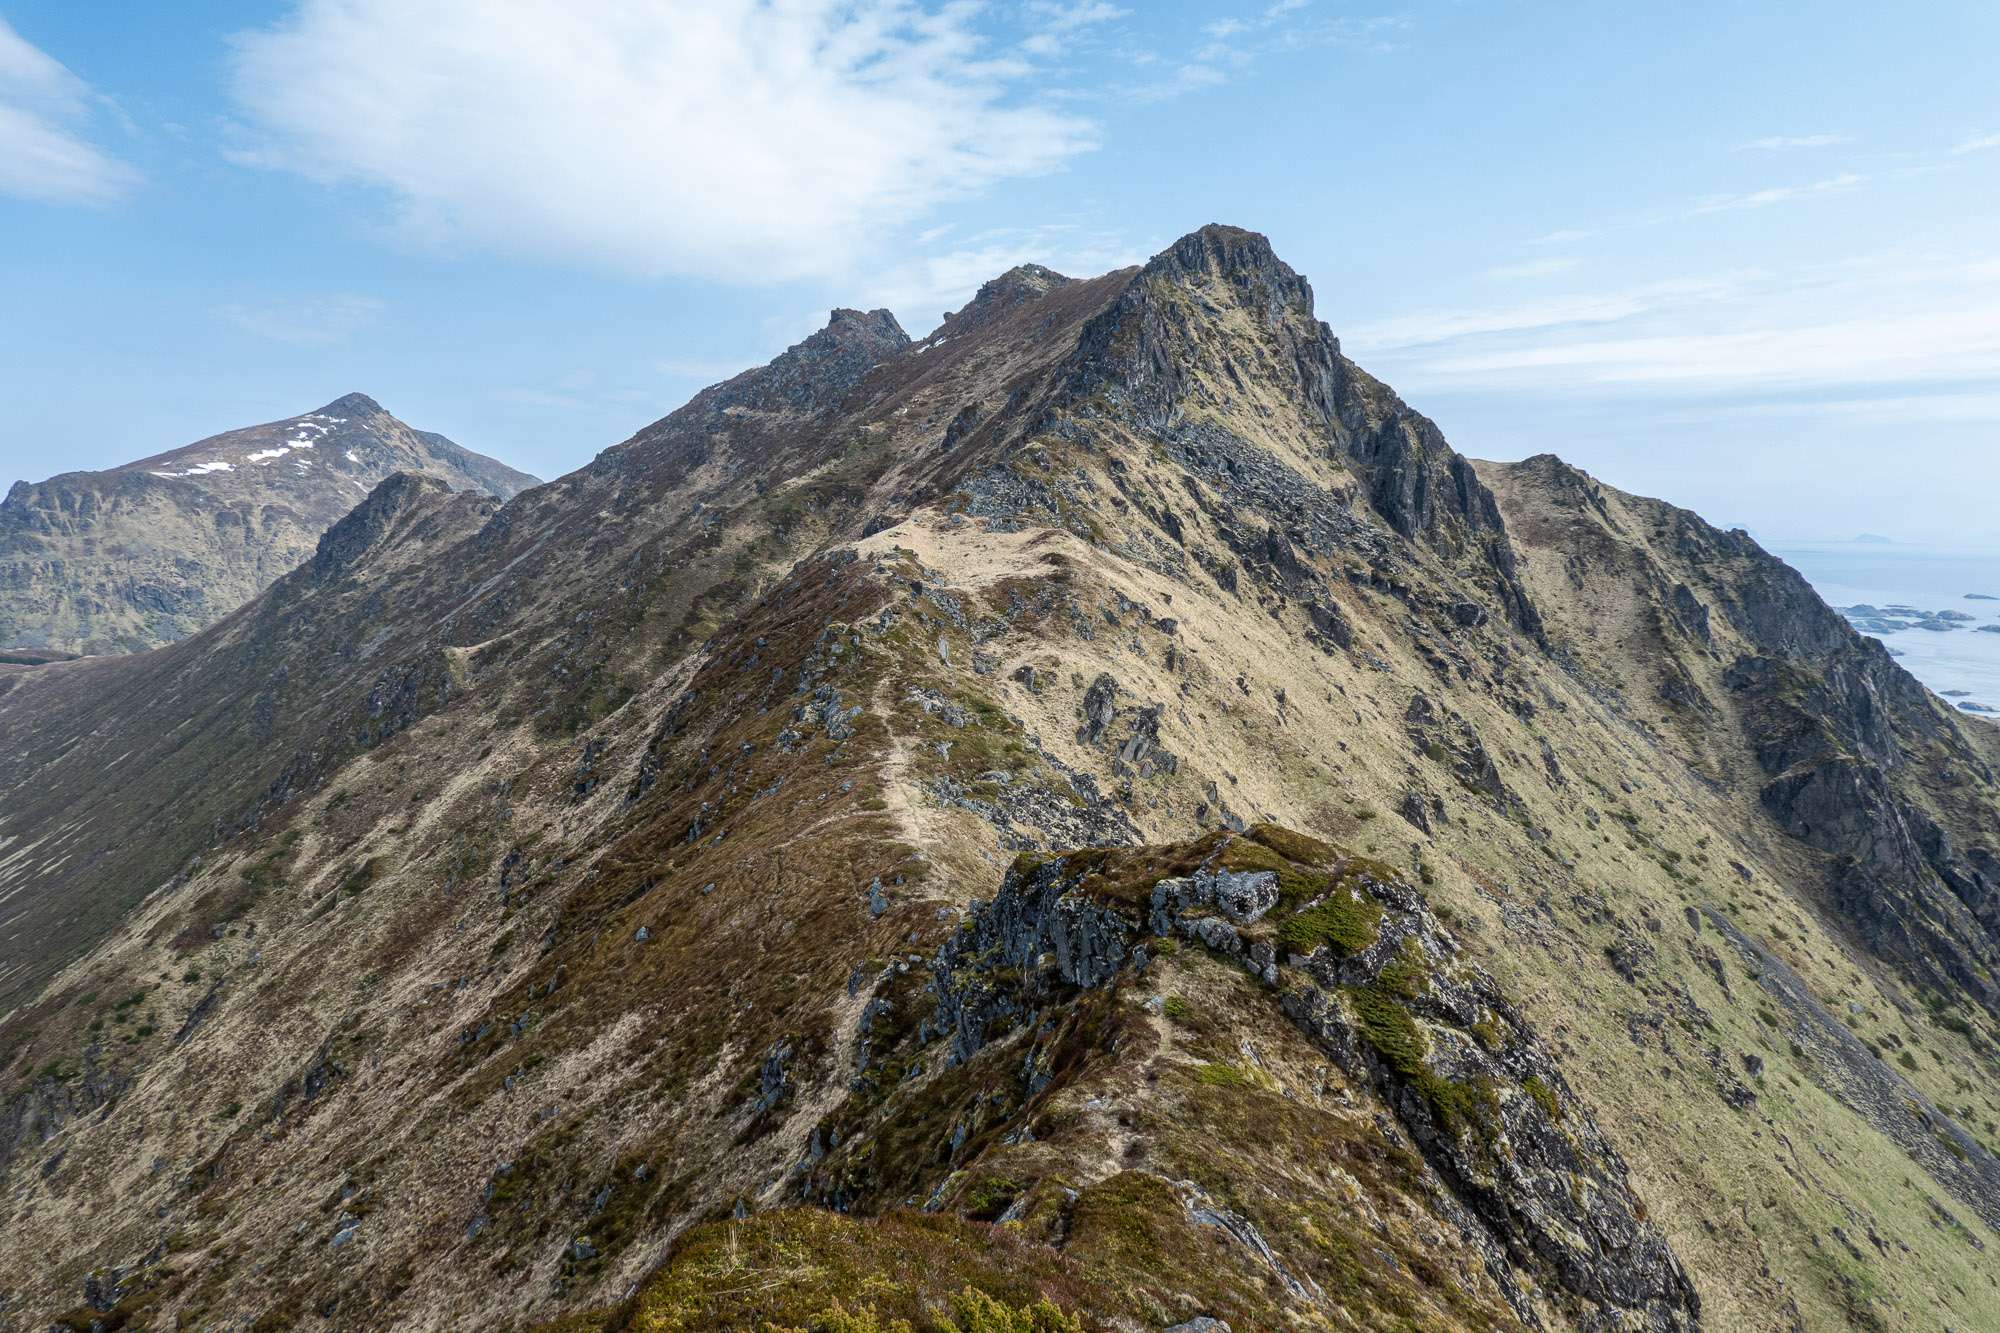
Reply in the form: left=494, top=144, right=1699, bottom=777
left=1, top=226, right=1997, bottom=1331
left=0, top=393, right=537, bottom=655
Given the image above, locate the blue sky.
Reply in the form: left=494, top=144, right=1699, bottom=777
left=4, top=2, right=1998, bottom=542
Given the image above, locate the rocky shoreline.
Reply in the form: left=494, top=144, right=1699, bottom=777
left=1836, top=601, right=2000, bottom=713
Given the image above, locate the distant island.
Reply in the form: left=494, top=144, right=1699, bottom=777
left=1852, top=533, right=1896, bottom=544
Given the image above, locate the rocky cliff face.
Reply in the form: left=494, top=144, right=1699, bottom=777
left=0, top=228, right=1996, bottom=1332
left=0, top=393, right=536, bottom=654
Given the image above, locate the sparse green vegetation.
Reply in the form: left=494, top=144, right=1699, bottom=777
left=1195, top=1061, right=1251, bottom=1088
left=1276, top=890, right=1381, bottom=959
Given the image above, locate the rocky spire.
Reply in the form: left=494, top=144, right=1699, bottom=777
left=711, top=307, right=911, bottom=416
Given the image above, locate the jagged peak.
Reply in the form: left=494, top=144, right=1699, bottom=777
left=817, top=307, right=909, bottom=350
left=1140, top=223, right=1315, bottom=320
left=928, top=263, right=1077, bottom=341
left=1057, top=223, right=1328, bottom=428
left=697, top=308, right=910, bottom=419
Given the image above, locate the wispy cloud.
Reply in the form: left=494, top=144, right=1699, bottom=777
left=1021, top=2, right=1128, bottom=58
left=1346, top=278, right=1737, bottom=351
left=227, top=1, right=1099, bottom=283
left=1415, top=308, right=2000, bottom=389
left=1533, top=172, right=1869, bottom=243
left=215, top=294, right=385, bottom=345
left=1735, top=133, right=1850, bottom=152
left=1952, top=132, right=2000, bottom=155
left=1124, top=6, right=1404, bottom=102
left=1688, top=172, right=1866, bottom=215
left=1696, top=390, right=2000, bottom=427
left=1359, top=257, right=2000, bottom=397
left=0, top=18, right=140, bottom=204
left=1486, top=256, right=1581, bottom=281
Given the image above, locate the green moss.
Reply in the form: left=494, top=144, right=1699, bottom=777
left=1275, top=890, right=1381, bottom=959
left=1349, top=985, right=1495, bottom=1133
left=1349, top=985, right=1428, bottom=1080
left=1377, top=938, right=1430, bottom=1001
left=1521, top=1074, right=1563, bottom=1121
left=937, top=1288, right=1083, bottom=1333
left=1195, top=1061, right=1251, bottom=1088
left=959, top=1175, right=1024, bottom=1221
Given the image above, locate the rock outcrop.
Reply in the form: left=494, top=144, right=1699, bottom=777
left=920, top=832, right=1700, bottom=1331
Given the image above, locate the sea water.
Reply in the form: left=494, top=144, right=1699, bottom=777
left=1768, top=540, right=2000, bottom=716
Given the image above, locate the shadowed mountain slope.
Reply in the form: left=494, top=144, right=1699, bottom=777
left=0, top=228, right=1996, bottom=1332
left=0, top=393, right=537, bottom=655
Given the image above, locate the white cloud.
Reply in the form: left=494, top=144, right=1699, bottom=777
left=1952, top=132, right=2000, bottom=155
left=0, top=18, right=139, bottom=204
left=215, top=295, right=385, bottom=345
left=1736, top=133, right=1850, bottom=151
left=227, top=0, right=1098, bottom=282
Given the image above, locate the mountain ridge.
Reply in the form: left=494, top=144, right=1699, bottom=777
left=0, top=225, right=1996, bottom=1331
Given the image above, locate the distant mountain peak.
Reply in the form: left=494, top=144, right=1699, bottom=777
left=316, top=390, right=386, bottom=417
left=0, top=400, right=535, bottom=654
